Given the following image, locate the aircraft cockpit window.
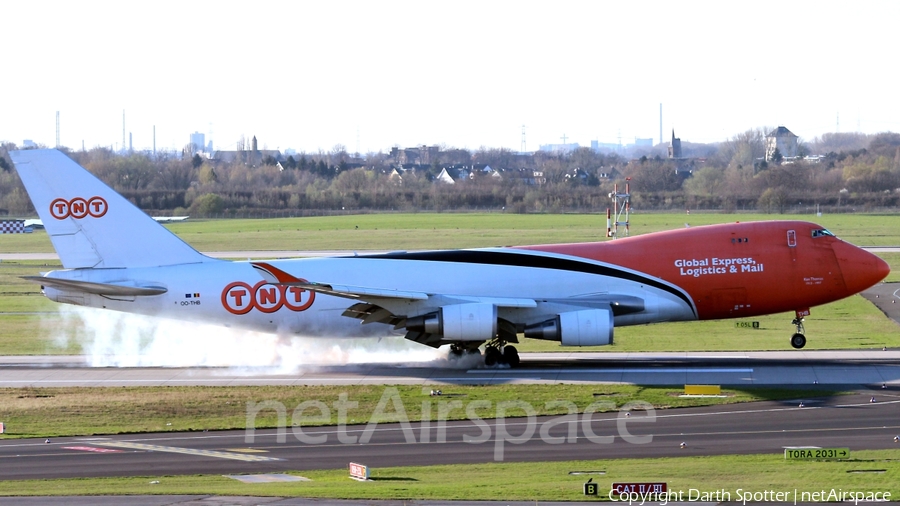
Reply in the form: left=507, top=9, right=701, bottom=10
left=811, top=229, right=835, bottom=238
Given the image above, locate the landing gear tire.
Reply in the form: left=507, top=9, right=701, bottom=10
left=790, top=317, right=807, bottom=349
left=450, top=344, right=483, bottom=359
left=502, top=346, right=520, bottom=367
left=484, top=347, right=502, bottom=366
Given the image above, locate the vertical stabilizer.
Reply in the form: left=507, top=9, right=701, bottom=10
left=10, top=149, right=214, bottom=269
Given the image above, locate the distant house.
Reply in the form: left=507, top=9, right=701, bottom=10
left=482, top=165, right=502, bottom=180
left=434, top=168, right=456, bottom=184
left=765, top=126, right=799, bottom=161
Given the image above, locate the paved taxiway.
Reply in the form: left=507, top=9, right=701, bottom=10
left=2, top=350, right=899, bottom=387
left=0, top=392, right=897, bottom=480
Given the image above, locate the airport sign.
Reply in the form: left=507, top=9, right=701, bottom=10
left=349, top=462, right=369, bottom=480
left=611, top=482, right=668, bottom=495
left=784, top=447, right=849, bottom=460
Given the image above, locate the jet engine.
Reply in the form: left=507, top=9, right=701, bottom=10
left=523, top=308, right=613, bottom=346
left=406, top=302, right=497, bottom=341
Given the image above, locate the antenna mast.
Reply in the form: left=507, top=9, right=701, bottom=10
left=607, top=177, right=631, bottom=239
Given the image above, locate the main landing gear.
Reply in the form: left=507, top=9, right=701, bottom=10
left=450, top=341, right=520, bottom=367
left=790, top=317, right=806, bottom=349
left=484, top=338, right=520, bottom=367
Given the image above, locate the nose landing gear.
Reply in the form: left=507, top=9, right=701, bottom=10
left=790, top=317, right=806, bottom=349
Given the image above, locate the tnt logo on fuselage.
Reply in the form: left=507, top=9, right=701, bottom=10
left=50, top=197, right=108, bottom=220
left=221, top=280, right=315, bottom=315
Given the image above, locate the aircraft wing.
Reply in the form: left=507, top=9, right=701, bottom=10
left=251, top=261, right=538, bottom=308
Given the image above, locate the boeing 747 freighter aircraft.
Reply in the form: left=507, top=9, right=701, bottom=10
left=9, top=149, right=889, bottom=366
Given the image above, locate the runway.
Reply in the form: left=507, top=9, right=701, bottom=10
left=1, top=252, right=898, bottom=495
left=0, top=391, right=897, bottom=480
left=1, top=350, right=899, bottom=387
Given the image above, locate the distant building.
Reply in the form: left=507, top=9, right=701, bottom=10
left=190, top=132, right=205, bottom=154
left=765, top=126, right=799, bottom=161
left=591, top=140, right=621, bottom=153
left=211, top=135, right=282, bottom=166
left=390, top=145, right=440, bottom=165
left=539, top=143, right=579, bottom=153
left=667, top=130, right=682, bottom=159
left=22, top=140, right=36, bottom=148
left=634, top=138, right=654, bottom=148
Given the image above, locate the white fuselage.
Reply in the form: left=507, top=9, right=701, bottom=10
left=42, top=251, right=696, bottom=338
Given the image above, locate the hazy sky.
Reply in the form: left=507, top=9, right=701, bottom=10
left=3, top=1, right=898, bottom=154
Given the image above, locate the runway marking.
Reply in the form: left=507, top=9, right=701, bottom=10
left=471, top=368, right=754, bottom=374
left=225, top=448, right=269, bottom=453
left=61, top=446, right=122, bottom=453
left=95, top=441, right=281, bottom=462
left=225, top=473, right=310, bottom=483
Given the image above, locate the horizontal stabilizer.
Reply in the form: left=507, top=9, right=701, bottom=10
left=22, top=276, right=167, bottom=297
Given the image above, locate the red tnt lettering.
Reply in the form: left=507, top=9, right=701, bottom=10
left=283, top=285, right=315, bottom=311
left=287, top=286, right=304, bottom=303
left=258, top=287, right=278, bottom=305
left=48, top=197, right=107, bottom=220
left=221, top=281, right=254, bottom=315
left=222, top=279, right=314, bottom=315
left=87, top=197, right=109, bottom=217
left=229, top=289, right=247, bottom=306
left=69, top=198, right=88, bottom=219
left=50, top=198, right=70, bottom=219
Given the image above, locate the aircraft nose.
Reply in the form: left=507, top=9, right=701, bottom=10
left=832, top=240, right=890, bottom=294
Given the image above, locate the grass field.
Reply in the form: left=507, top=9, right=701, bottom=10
left=0, top=384, right=831, bottom=439
left=0, top=450, right=896, bottom=500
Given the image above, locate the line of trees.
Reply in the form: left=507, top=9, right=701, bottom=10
left=1, top=130, right=899, bottom=217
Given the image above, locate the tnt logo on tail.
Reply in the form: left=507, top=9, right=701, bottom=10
left=50, top=197, right=108, bottom=220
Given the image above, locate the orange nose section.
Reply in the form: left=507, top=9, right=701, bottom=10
left=832, top=241, right=890, bottom=295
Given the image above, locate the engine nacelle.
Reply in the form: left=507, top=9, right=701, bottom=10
left=524, top=308, right=613, bottom=346
left=406, top=302, right=497, bottom=341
